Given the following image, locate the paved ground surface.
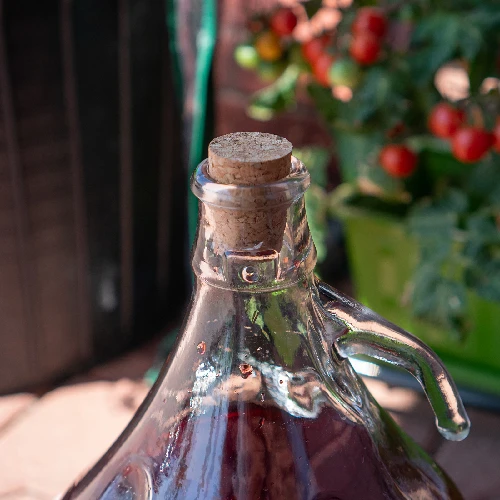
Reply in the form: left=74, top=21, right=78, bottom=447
left=0, top=339, right=499, bottom=500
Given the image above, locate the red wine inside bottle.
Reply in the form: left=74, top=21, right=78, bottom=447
left=100, top=402, right=461, bottom=500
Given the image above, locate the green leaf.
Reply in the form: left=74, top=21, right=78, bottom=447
left=408, top=189, right=467, bottom=267
left=293, top=147, right=330, bottom=189
left=247, top=65, right=300, bottom=121
left=411, top=13, right=460, bottom=44
left=351, top=67, right=391, bottom=123
left=411, top=263, right=441, bottom=317
left=456, top=24, right=482, bottom=61
left=409, top=189, right=468, bottom=225
left=466, top=212, right=500, bottom=245
left=303, top=0, right=323, bottom=19
left=466, top=158, right=500, bottom=207
left=439, top=189, right=468, bottom=213
left=409, top=9, right=498, bottom=87
left=434, top=280, right=468, bottom=335
left=411, top=264, right=468, bottom=339
left=359, top=161, right=403, bottom=197
left=474, top=265, right=500, bottom=302
left=409, top=14, right=463, bottom=84
left=307, top=83, right=341, bottom=125
left=462, top=211, right=500, bottom=282
left=466, top=257, right=500, bottom=302
left=468, top=8, right=500, bottom=31
left=408, top=186, right=473, bottom=337
left=488, top=185, right=500, bottom=209
left=305, top=185, right=328, bottom=262
left=406, top=135, right=451, bottom=154
left=409, top=44, right=456, bottom=86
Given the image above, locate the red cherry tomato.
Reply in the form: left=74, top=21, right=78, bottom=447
left=428, top=103, right=465, bottom=139
left=270, top=8, right=298, bottom=37
left=350, top=33, right=381, bottom=65
left=379, top=145, right=418, bottom=178
left=301, top=35, right=331, bottom=65
left=352, top=7, right=388, bottom=38
left=312, top=53, right=335, bottom=87
left=493, top=118, right=500, bottom=154
left=452, top=127, right=493, bottom=163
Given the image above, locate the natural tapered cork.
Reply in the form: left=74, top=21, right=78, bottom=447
left=208, top=132, right=292, bottom=185
left=206, top=132, right=293, bottom=252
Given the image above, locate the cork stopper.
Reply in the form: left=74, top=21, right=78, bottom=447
left=205, top=132, right=293, bottom=253
left=208, top=132, right=292, bottom=185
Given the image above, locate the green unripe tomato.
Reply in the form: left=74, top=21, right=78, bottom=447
left=328, top=58, right=362, bottom=88
left=234, top=43, right=259, bottom=69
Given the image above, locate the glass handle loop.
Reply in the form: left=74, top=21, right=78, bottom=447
left=316, top=279, right=470, bottom=441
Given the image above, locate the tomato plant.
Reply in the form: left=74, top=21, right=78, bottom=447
left=379, top=145, right=417, bottom=178
left=349, top=33, right=381, bottom=65
left=270, top=8, right=298, bottom=37
left=352, top=7, right=387, bottom=38
left=428, top=103, right=465, bottom=139
left=234, top=0, right=500, bottom=339
left=451, top=127, right=493, bottom=163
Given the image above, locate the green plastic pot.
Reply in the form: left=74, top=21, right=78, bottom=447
left=340, top=207, right=500, bottom=396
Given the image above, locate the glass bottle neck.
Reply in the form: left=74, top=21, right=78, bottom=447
left=191, top=195, right=316, bottom=291
left=190, top=157, right=316, bottom=292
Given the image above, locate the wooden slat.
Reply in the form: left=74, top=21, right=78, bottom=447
left=0, top=0, right=37, bottom=389
left=118, top=0, right=133, bottom=337
left=6, top=0, right=82, bottom=382
left=60, top=0, right=92, bottom=361
left=157, top=5, right=174, bottom=303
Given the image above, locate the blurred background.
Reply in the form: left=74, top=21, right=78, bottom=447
left=1, top=0, right=500, bottom=498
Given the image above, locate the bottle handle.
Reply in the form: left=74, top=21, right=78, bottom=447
left=316, top=279, right=470, bottom=441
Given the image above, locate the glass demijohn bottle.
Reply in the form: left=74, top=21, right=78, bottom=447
left=64, top=132, right=470, bottom=500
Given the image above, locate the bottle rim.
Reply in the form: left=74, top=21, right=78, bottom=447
left=191, top=156, right=310, bottom=209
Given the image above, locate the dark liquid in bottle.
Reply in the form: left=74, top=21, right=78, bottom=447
left=129, top=403, right=461, bottom=500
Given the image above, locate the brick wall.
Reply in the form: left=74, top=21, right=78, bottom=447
left=214, top=0, right=334, bottom=150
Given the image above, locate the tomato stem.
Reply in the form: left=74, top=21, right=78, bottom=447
left=469, top=104, right=484, bottom=129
